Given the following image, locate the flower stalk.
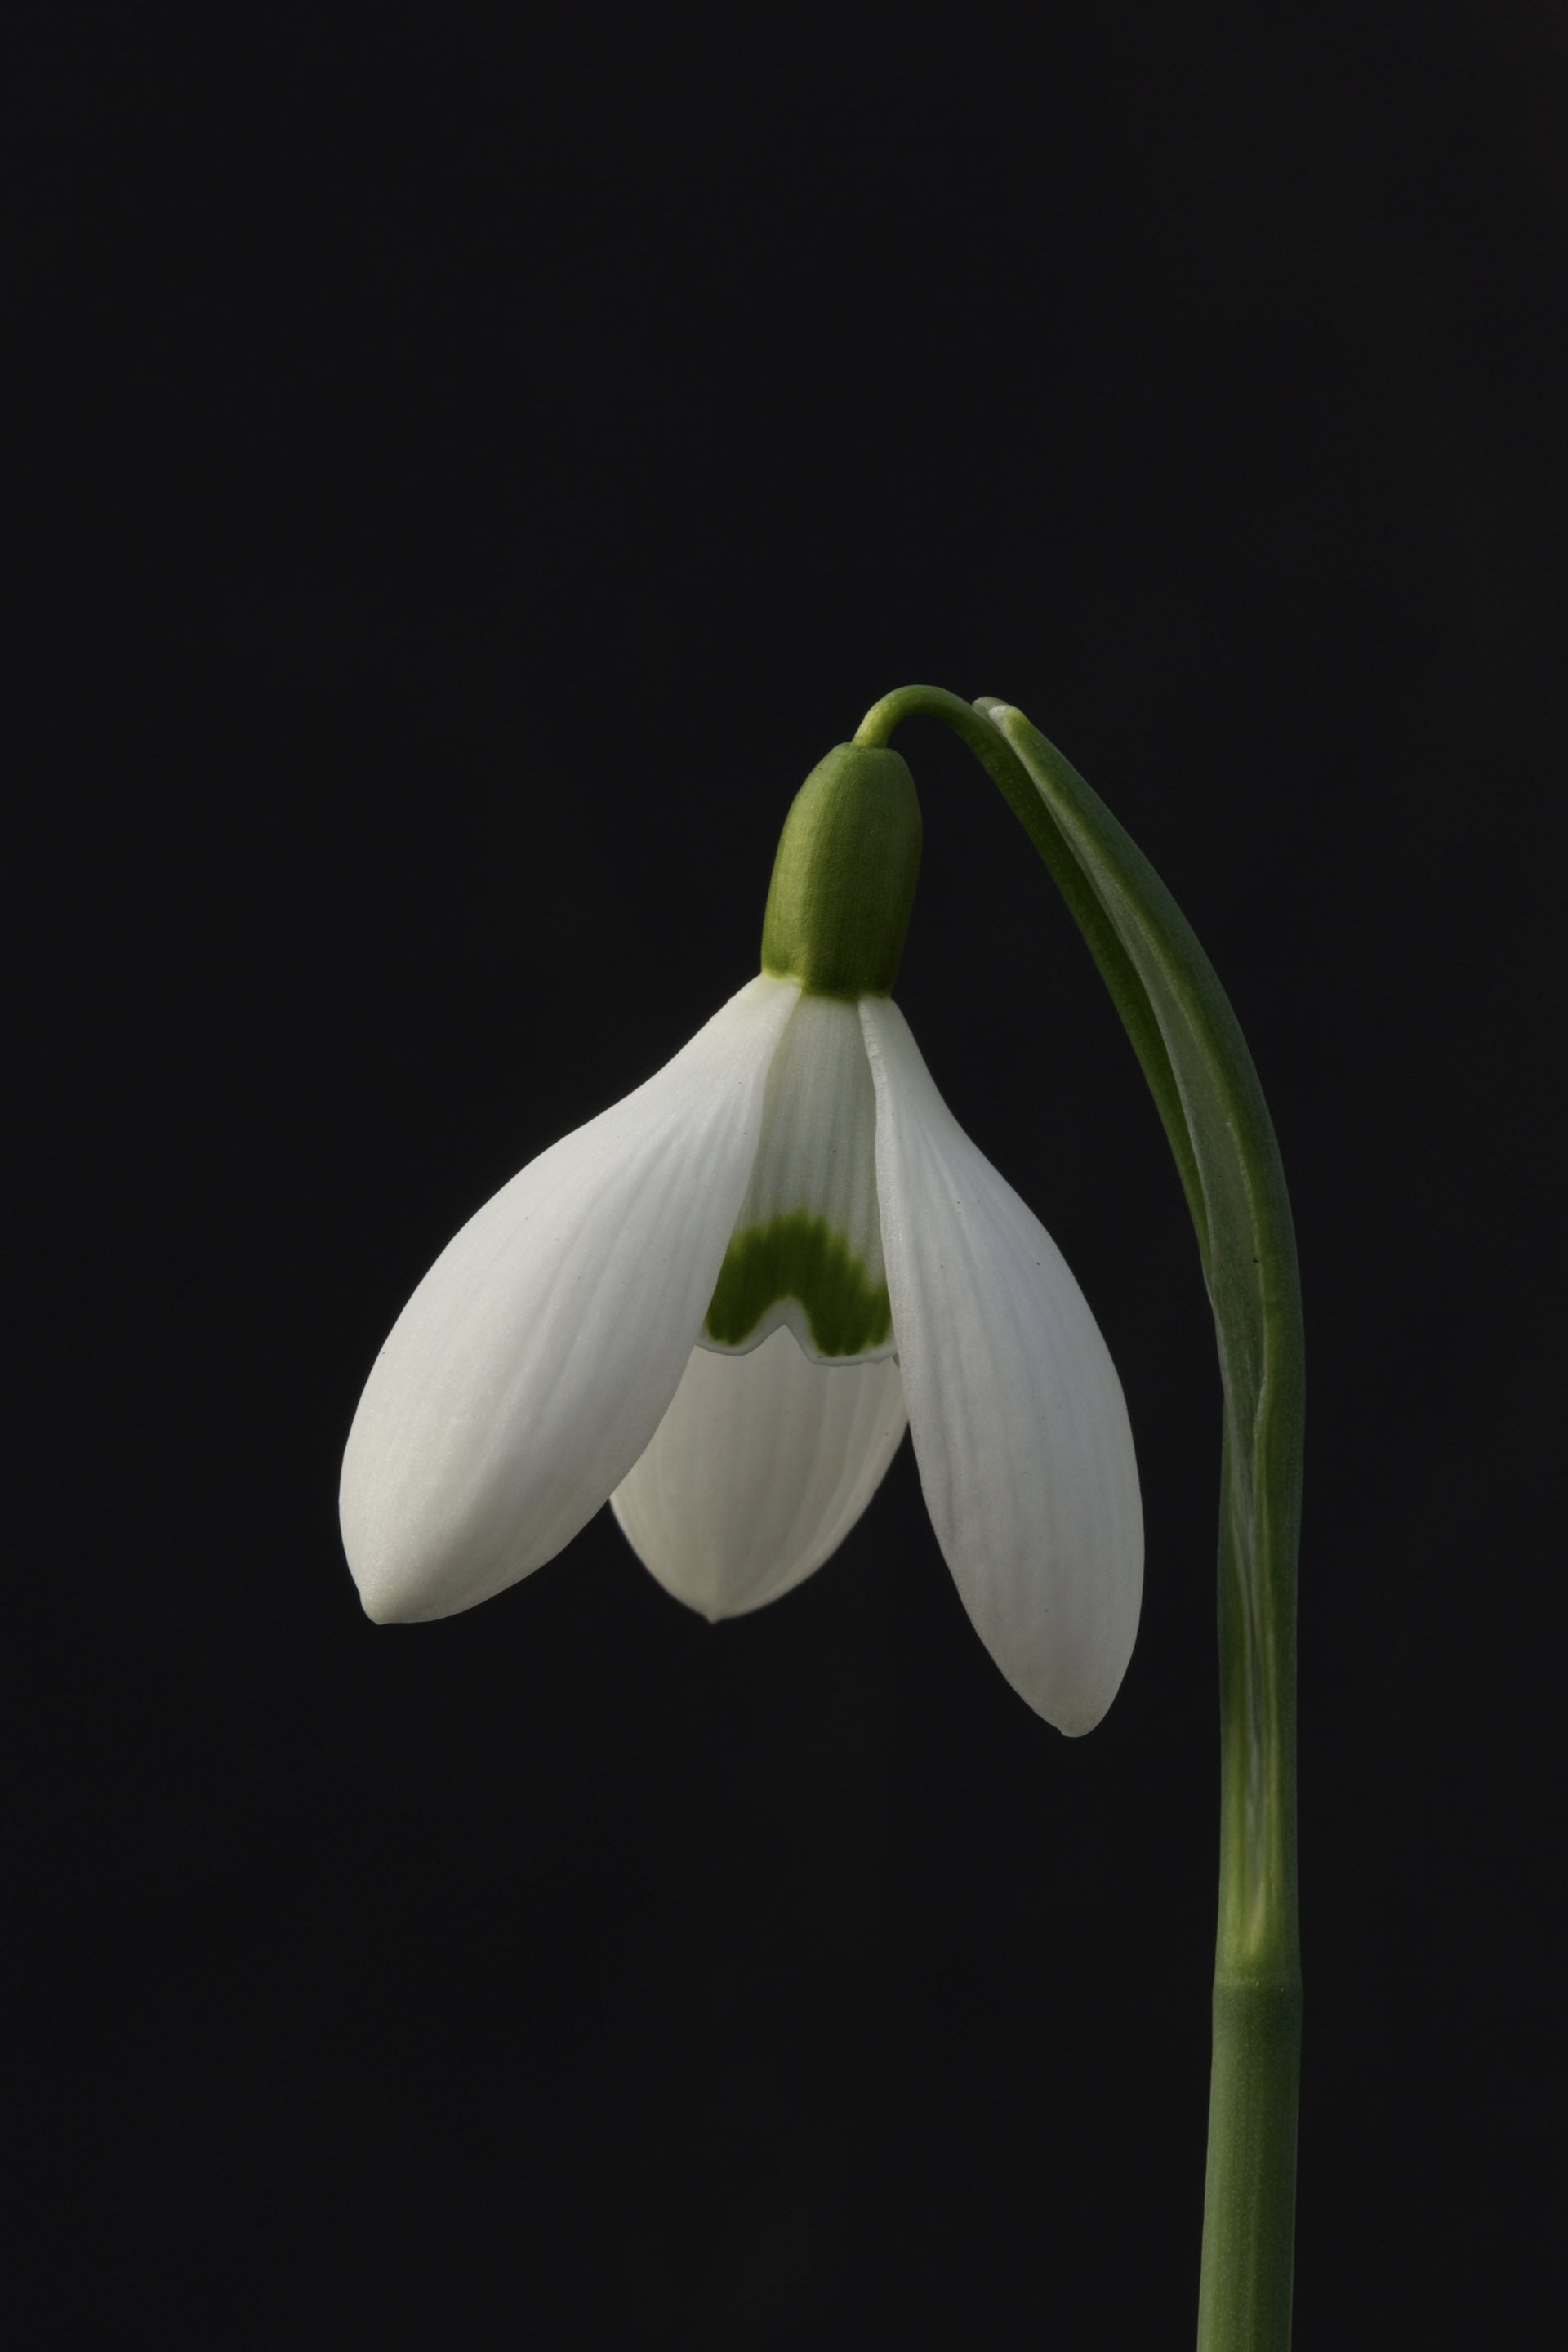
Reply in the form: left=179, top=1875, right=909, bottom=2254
left=855, top=685, right=1304, bottom=2352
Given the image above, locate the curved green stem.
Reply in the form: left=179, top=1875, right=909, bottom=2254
left=855, top=687, right=1208, bottom=1246
left=858, top=684, right=1303, bottom=2351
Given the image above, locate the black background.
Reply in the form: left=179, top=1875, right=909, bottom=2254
left=16, top=4, right=1561, bottom=2344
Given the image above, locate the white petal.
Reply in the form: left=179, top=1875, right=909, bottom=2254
left=611, top=1325, right=907, bottom=1619
left=700, top=991, right=893, bottom=1365
left=341, top=973, right=800, bottom=1624
left=861, top=998, right=1143, bottom=1735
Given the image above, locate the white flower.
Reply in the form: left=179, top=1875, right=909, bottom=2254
left=340, top=748, right=1143, bottom=1733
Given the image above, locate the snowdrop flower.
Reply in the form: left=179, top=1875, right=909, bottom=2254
left=341, top=745, right=1142, bottom=1731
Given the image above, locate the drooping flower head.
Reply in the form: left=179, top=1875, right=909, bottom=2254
left=341, top=741, right=1142, bottom=1732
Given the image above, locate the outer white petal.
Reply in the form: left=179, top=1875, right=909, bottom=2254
left=341, top=974, right=800, bottom=1624
left=861, top=998, right=1143, bottom=1735
left=610, top=1326, right=906, bottom=1619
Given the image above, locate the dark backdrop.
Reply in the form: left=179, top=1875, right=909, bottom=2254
left=16, top=5, right=1560, bottom=2345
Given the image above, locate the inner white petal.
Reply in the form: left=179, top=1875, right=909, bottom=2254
left=699, top=991, right=893, bottom=1365
left=612, top=1326, right=907, bottom=1619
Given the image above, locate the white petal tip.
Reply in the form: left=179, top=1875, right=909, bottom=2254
left=349, top=1556, right=452, bottom=1626
left=987, top=1616, right=1138, bottom=1736
left=341, top=1499, right=508, bottom=1624
left=355, top=1574, right=423, bottom=1626
left=1048, top=1689, right=1121, bottom=1739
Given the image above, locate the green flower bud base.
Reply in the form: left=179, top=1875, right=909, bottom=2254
left=761, top=743, right=922, bottom=998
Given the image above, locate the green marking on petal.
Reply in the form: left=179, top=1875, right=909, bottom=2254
left=704, top=1211, right=893, bottom=1359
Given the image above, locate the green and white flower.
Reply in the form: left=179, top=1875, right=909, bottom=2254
left=340, top=745, right=1143, bottom=1732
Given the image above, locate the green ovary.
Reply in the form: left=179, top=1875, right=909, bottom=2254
left=704, top=1211, right=892, bottom=1359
